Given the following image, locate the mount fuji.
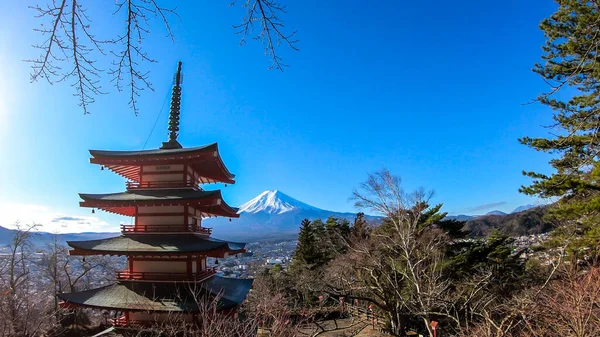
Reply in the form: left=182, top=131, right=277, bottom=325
left=205, top=190, right=374, bottom=242
left=237, top=190, right=321, bottom=215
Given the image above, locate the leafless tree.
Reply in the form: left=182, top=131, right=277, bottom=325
left=322, top=169, right=451, bottom=337
left=129, top=278, right=307, bottom=337
left=38, top=239, right=115, bottom=330
left=0, top=223, right=54, bottom=337
left=28, top=0, right=298, bottom=115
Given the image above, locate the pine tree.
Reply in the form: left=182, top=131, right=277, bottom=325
left=291, top=219, right=318, bottom=269
left=350, top=212, right=369, bottom=241
left=324, top=216, right=351, bottom=257
left=520, top=0, right=600, bottom=258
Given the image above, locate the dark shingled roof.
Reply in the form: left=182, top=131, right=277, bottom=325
left=79, top=189, right=220, bottom=202
left=89, top=143, right=217, bottom=158
left=67, top=234, right=246, bottom=254
left=57, top=277, right=253, bottom=312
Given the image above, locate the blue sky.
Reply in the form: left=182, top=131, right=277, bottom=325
left=0, top=1, right=558, bottom=232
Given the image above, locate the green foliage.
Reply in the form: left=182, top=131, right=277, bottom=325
left=291, top=217, right=354, bottom=272
left=437, top=219, right=468, bottom=239
left=445, top=230, right=525, bottom=287
left=350, top=212, right=369, bottom=241
left=290, top=219, right=320, bottom=271
left=520, top=0, right=600, bottom=260
left=378, top=202, right=447, bottom=235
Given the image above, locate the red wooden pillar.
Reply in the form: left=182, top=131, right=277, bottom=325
left=184, top=205, right=189, bottom=231
left=128, top=257, right=134, bottom=272
left=186, top=256, right=192, bottom=279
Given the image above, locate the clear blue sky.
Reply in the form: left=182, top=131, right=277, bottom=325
left=0, top=1, right=558, bottom=232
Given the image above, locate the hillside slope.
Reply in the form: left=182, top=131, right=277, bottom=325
left=462, top=206, right=553, bottom=237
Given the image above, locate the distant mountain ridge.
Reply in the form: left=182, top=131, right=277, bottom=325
left=0, top=227, right=117, bottom=247
left=446, top=204, right=542, bottom=222
left=0, top=191, right=548, bottom=245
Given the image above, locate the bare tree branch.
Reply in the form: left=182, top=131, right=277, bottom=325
left=28, top=1, right=297, bottom=114
left=232, top=0, right=299, bottom=71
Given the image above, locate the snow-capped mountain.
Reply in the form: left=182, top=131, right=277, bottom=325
left=238, top=190, right=320, bottom=214
left=206, top=190, right=376, bottom=241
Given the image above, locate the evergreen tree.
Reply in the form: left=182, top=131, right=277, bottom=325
left=324, top=216, right=351, bottom=257
left=350, top=212, right=369, bottom=241
left=445, top=230, right=526, bottom=294
left=436, top=219, right=468, bottom=239
left=291, top=219, right=319, bottom=269
left=338, top=218, right=351, bottom=239
left=325, top=215, right=339, bottom=238
left=311, top=219, right=327, bottom=243
left=520, top=0, right=600, bottom=258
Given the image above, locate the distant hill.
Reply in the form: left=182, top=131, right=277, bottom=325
left=511, top=204, right=538, bottom=213
left=462, top=206, right=552, bottom=237
left=0, top=227, right=117, bottom=247
left=446, top=214, right=476, bottom=221
left=206, top=190, right=378, bottom=242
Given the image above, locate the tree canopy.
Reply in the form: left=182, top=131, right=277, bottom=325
left=520, top=0, right=600, bottom=260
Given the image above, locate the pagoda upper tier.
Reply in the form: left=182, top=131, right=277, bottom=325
left=79, top=189, right=239, bottom=218
left=90, top=143, right=235, bottom=185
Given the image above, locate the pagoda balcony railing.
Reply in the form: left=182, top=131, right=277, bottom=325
left=126, top=180, right=199, bottom=190
left=116, top=268, right=216, bottom=282
left=111, top=315, right=130, bottom=327
left=120, top=224, right=212, bottom=235
left=111, top=316, right=147, bottom=328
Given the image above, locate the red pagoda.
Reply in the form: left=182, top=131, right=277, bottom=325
left=58, top=62, right=252, bottom=327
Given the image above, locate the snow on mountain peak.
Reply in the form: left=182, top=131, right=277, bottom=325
left=237, top=190, right=321, bottom=214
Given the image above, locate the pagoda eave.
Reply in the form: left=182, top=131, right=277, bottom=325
left=80, top=201, right=239, bottom=218
left=68, top=247, right=246, bottom=258
left=89, top=143, right=236, bottom=185
left=79, top=189, right=239, bottom=218
left=66, top=234, right=247, bottom=256
left=98, top=161, right=235, bottom=185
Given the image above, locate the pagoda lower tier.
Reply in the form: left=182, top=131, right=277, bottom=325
left=57, top=277, right=253, bottom=326
left=60, top=233, right=251, bottom=327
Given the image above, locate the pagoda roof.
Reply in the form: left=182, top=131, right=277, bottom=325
left=89, top=143, right=235, bottom=184
left=89, top=143, right=217, bottom=158
left=67, top=234, right=246, bottom=257
left=79, top=189, right=239, bottom=217
left=57, top=277, right=253, bottom=312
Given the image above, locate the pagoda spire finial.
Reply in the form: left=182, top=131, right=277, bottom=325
left=160, top=61, right=184, bottom=150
